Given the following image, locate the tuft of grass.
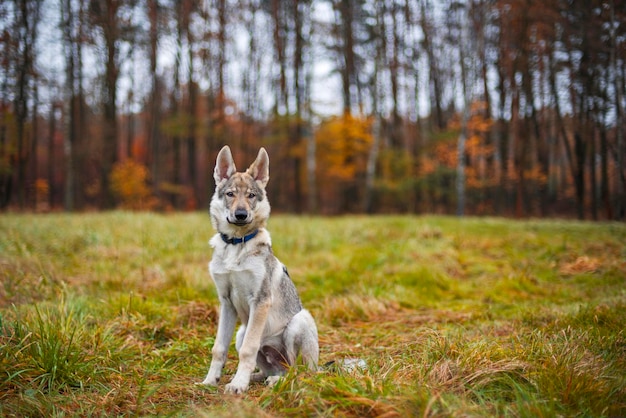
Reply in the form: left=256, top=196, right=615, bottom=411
left=1, top=212, right=625, bottom=416
left=1, top=300, right=89, bottom=392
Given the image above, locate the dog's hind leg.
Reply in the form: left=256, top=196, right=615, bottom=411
left=235, top=324, right=246, bottom=352
left=284, top=309, right=319, bottom=371
left=254, top=345, right=289, bottom=385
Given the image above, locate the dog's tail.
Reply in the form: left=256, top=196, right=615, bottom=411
left=323, top=358, right=368, bottom=373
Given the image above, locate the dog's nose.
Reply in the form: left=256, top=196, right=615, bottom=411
left=234, top=209, right=248, bottom=221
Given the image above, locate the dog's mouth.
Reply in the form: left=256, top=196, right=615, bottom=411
left=227, top=217, right=251, bottom=226
left=229, top=221, right=250, bottom=226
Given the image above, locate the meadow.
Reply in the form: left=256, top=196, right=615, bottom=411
left=1, top=212, right=624, bottom=417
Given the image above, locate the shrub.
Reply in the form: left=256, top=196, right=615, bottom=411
left=109, top=159, right=157, bottom=210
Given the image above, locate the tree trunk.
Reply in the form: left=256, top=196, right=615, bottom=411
left=62, top=0, right=75, bottom=211
left=599, top=127, right=612, bottom=220
left=456, top=6, right=470, bottom=217
left=609, top=0, right=625, bottom=219
left=589, top=126, right=598, bottom=220
left=76, top=0, right=86, bottom=209
left=0, top=19, right=10, bottom=209
left=548, top=50, right=579, bottom=216
left=93, top=0, right=122, bottom=208
left=47, top=97, right=57, bottom=209
left=186, top=1, right=197, bottom=208
left=171, top=9, right=183, bottom=209
left=574, top=133, right=586, bottom=219
left=334, top=0, right=356, bottom=115
left=420, top=0, right=444, bottom=130
left=148, top=0, right=161, bottom=204
left=292, top=0, right=306, bottom=213
left=14, top=0, right=41, bottom=209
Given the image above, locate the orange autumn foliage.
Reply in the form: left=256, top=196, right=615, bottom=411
left=109, top=159, right=157, bottom=210
left=422, top=102, right=495, bottom=188
left=315, top=114, right=373, bottom=181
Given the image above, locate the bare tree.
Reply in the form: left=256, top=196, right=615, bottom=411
left=61, top=0, right=77, bottom=210
left=12, top=0, right=41, bottom=209
left=89, top=0, right=123, bottom=207
left=147, top=0, right=162, bottom=202
left=420, top=0, right=445, bottom=131
left=609, top=0, right=625, bottom=219
left=331, top=0, right=359, bottom=115
left=449, top=1, right=471, bottom=216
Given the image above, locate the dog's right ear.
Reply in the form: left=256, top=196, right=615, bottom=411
left=214, top=145, right=237, bottom=185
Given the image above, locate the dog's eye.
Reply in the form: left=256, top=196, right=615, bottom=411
left=248, top=193, right=256, bottom=199
left=226, top=191, right=234, bottom=197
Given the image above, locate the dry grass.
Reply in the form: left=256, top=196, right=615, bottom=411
left=1, top=212, right=625, bottom=416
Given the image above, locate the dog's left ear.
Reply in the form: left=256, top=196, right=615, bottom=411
left=247, top=147, right=270, bottom=187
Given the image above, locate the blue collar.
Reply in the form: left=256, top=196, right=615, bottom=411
left=220, top=229, right=259, bottom=245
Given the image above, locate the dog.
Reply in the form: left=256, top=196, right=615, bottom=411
left=201, top=145, right=319, bottom=394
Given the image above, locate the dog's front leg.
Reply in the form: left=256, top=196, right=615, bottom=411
left=202, top=300, right=237, bottom=386
left=225, top=300, right=271, bottom=394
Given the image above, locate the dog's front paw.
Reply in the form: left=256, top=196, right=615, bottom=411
left=200, top=374, right=220, bottom=386
left=200, top=370, right=220, bottom=386
left=225, top=377, right=249, bottom=394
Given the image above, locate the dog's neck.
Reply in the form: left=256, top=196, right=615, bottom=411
left=220, top=229, right=259, bottom=245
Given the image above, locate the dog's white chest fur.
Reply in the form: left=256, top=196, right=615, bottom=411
left=208, top=234, right=267, bottom=323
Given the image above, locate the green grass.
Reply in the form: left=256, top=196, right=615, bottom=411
left=1, top=212, right=625, bottom=416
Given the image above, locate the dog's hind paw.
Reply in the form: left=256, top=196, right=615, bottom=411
left=265, top=375, right=282, bottom=387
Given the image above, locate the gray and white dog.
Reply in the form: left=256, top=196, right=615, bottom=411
left=201, top=145, right=319, bottom=394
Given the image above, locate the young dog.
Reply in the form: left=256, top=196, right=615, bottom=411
left=201, top=145, right=319, bottom=394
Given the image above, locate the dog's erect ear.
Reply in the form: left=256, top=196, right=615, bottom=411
left=246, top=147, right=270, bottom=187
left=214, top=145, right=237, bottom=184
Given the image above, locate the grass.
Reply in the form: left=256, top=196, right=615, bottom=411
left=1, top=212, right=625, bottom=417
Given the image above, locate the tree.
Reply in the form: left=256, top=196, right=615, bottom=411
left=315, top=114, right=373, bottom=213
left=109, top=159, right=156, bottom=209
left=9, top=0, right=41, bottom=209
left=330, top=0, right=366, bottom=115
left=147, top=0, right=162, bottom=202
left=1, top=0, right=625, bottom=217
left=61, top=0, right=77, bottom=210
left=448, top=0, right=472, bottom=216
left=609, top=0, right=625, bottom=219
left=420, top=0, right=446, bottom=131
left=88, top=0, right=136, bottom=208
left=0, top=2, right=15, bottom=209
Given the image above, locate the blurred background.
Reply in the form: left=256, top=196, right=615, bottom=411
left=1, top=0, right=624, bottom=219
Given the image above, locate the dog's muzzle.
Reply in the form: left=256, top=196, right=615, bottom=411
left=228, top=209, right=250, bottom=225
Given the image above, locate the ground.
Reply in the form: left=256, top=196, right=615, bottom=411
left=1, top=213, right=624, bottom=416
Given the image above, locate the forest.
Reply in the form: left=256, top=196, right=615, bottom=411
left=1, top=0, right=625, bottom=219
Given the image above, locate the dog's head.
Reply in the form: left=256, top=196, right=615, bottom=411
left=210, top=145, right=271, bottom=236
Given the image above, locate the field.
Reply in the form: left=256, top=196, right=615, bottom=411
left=1, top=212, right=625, bottom=417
